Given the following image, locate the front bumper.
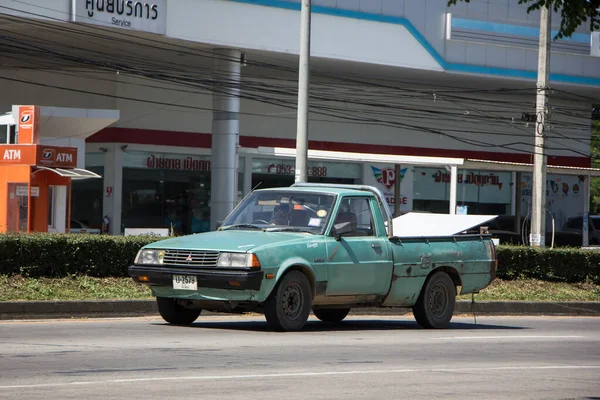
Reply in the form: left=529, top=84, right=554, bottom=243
left=128, top=265, right=264, bottom=291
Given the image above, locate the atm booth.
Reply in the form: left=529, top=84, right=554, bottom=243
left=0, top=105, right=118, bottom=233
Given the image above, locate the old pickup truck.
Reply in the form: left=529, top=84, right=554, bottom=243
left=129, top=183, right=497, bottom=331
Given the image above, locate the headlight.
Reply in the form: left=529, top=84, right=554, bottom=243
left=134, top=249, right=164, bottom=265
left=217, top=252, right=261, bottom=269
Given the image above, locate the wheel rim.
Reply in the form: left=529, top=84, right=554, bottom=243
left=428, top=282, right=448, bottom=318
left=281, top=282, right=303, bottom=319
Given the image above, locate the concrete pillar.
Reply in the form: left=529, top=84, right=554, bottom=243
left=210, top=48, right=241, bottom=230
left=449, top=165, right=458, bottom=214
left=583, top=174, right=590, bottom=247
left=102, top=143, right=123, bottom=235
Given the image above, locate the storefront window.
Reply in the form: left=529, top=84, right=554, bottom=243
left=121, top=151, right=212, bottom=235
left=71, top=166, right=104, bottom=230
left=414, top=167, right=512, bottom=215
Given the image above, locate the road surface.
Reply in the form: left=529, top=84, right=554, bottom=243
left=0, top=314, right=598, bottom=399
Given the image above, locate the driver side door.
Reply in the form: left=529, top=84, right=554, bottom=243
left=324, top=196, right=393, bottom=296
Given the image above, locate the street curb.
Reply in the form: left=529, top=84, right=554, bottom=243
left=1, top=300, right=599, bottom=320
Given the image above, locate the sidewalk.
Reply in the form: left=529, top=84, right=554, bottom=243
left=1, top=300, right=599, bottom=320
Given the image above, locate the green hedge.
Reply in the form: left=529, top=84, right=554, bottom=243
left=496, top=245, right=600, bottom=284
left=0, top=233, right=162, bottom=278
left=0, top=234, right=599, bottom=283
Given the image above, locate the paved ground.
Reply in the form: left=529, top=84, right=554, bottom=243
left=0, top=315, right=598, bottom=399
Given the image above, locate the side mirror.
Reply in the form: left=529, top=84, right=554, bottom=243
left=333, top=221, right=353, bottom=241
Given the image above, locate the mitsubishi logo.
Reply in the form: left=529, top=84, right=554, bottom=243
left=185, top=254, right=193, bottom=262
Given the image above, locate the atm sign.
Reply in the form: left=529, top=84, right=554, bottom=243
left=37, top=147, right=77, bottom=167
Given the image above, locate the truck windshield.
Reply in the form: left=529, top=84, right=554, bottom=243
left=221, top=190, right=336, bottom=234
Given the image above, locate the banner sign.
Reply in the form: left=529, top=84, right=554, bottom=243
left=363, top=163, right=414, bottom=212
left=252, top=158, right=361, bottom=180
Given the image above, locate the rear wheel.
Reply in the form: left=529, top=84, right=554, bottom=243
left=264, top=271, right=312, bottom=332
left=156, top=297, right=201, bottom=325
left=313, top=308, right=350, bottom=323
left=412, top=272, right=456, bottom=329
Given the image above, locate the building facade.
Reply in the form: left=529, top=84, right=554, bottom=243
left=0, top=0, right=598, bottom=239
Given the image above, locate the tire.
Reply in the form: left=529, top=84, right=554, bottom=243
left=156, top=297, right=201, bottom=325
left=264, top=271, right=312, bottom=332
left=412, top=271, right=456, bottom=329
left=313, top=308, right=350, bottom=323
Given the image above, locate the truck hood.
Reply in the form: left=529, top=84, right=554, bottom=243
left=143, top=230, right=312, bottom=252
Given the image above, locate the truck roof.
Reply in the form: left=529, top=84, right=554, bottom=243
left=256, top=186, right=376, bottom=196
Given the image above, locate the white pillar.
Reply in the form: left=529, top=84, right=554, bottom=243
left=583, top=174, right=590, bottom=247
left=102, top=143, right=123, bottom=235
left=243, top=155, right=253, bottom=196
left=449, top=165, right=458, bottom=214
left=54, top=186, right=67, bottom=233
left=210, top=48, right=241, bottom=230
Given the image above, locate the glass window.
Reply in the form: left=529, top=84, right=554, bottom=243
left=71, top=166, right=104, bottom=231
left=333, top=197, right=375, bottom=237
left=567, top=217, right=583, bottom=229
left=222, top=190, right=335, bottom=234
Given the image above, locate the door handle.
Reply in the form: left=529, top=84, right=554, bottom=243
left=371, top=243, right=381, bottom=249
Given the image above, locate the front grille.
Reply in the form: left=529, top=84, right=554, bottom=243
left=162, top=250, right=220, bottom=268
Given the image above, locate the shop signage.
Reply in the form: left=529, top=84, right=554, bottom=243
left=252, top=158, right=361, bottom=180
left=145, top=154, right=211, bottom=171
left=3, top=149, right=21, bottom=160
left=363, top=164, right=414, bottom=212
left=106, top=186, right=113, bottom=197
left=36, top=146, right=78, bottom=168
left=0, top=145, right=36, bottom=165
left=72, top=0, right=167, bottom=35
left=17, top=106, right=40, bottom=145
left=15, top=186, right=28, bottom=197
left=30, top=187, right=40, bottom=197
left=414, top=168, right=511, bottom=204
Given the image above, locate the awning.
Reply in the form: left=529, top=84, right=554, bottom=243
left=33, top=166, right=102, bottom=180
left=464, top=158, right=600, bottom=177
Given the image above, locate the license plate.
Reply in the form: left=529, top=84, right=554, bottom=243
left=173, top=275, right=197, bottom=290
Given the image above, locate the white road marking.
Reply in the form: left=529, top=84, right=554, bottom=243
left=1, top=365, right=599, bottom=390
left=434, top=335, right=585, bottom=340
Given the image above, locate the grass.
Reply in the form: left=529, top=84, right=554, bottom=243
left=0, top=275, right=599, bottom=302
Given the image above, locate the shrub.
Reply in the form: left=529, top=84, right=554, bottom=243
left=496, top=245, right=600, bottom=284
left=0, top=234, right=599, bottom=283
left=0, top=233, right=162, bottom=278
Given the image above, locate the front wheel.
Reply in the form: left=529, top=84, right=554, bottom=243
left=264, top=271, right=312, bottom=332
left=412, top=272, right=456, bottom=329
left=313, top=308, right=350, bottom=323
left=156, top=297, right=201, bottom=325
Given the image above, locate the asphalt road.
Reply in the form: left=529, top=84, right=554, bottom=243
left=0, top=315, right=599, bottom=400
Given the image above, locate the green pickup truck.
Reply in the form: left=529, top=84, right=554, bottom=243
left=129, top=183, right=497, bottom=331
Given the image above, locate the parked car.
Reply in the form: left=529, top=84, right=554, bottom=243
left=129, top=184, right=497, bottom=331
left=562, top=215, right=600, bottom=245
left=70, top=219, right=101, bottom=234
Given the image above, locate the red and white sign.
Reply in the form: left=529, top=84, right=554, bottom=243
left=106, top=186, right=113, bottom=198
left=17, top=105, right=40, bottom=144
left=364, top=163, right=414, bottom=212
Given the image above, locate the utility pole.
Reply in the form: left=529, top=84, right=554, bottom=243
left=295, top=0, right=311, bottom=183
left=531, top=5, right=551, bottom=247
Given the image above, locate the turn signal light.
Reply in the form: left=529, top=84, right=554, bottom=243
left=250, top=254, right=261, bottom=269
left=266, top=273, right=275, bottom=280
left=138, top=276, right=150, bottom=282
left=228, top=281, right=241, bottom=287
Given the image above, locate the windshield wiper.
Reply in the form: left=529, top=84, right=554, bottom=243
left=221, top=224, right=265, bottom=231
left=266, top=227, right=316, bottom=234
